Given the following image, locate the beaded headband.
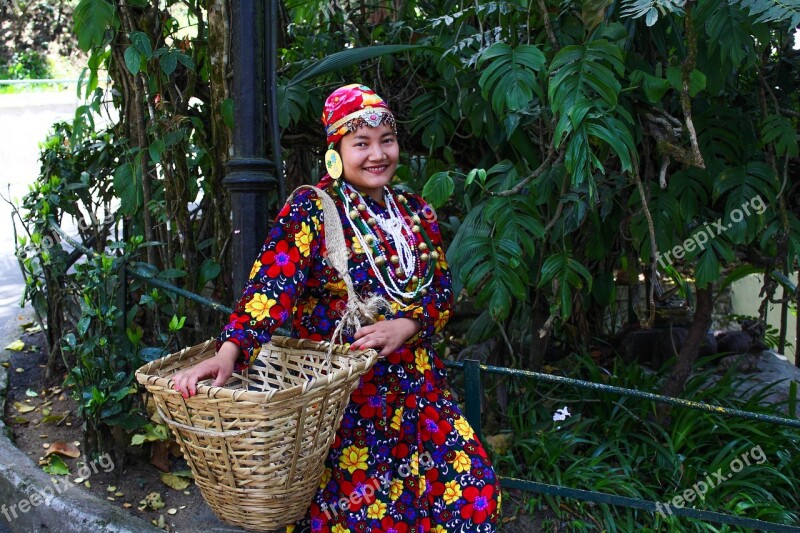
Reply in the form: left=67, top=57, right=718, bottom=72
left=322, top=84, right=396, bottom=147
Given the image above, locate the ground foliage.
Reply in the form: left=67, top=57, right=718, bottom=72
left=483, top=353, right=800, bottom=529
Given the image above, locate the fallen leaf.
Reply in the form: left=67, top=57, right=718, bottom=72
left=107, top=497, right=115, bottom=501
left=167, top=508, right=177, bottom=515
left=45, top=441, right=81, bottom=458
left=171, top=470, right=194, bottom=479
left=25, top=324, right=42, bottom=333
left=38, top=434, right=47, bottom=439
left=1, top=362, right=9, bottom=367
left=160, top=472, right=190, bottom=490
left=483, top=433, right=515, bottom=455
left=41, top=407, right=51, bottom=417
left=5, top=340, right=25, bottom=351
left=42, top=455, right=70, bottom=475
left=140, top=491, right=165, bottom=511
left=40, top=413, right=67, bottom=424
left=179, top=505, right=186, bottom=510
left=114, top=492, right=124, bottom=497
left=15, top=368, right=24, bottom=373
left=149, top=440, right=170, bottom=472
left=182, top=491, right=190, bottom=495
left=25, top=389, right=39, bottom=397
left=122, top=503, right=132, bottom=508
left=74, top=477, right=85, bottom=483
left=12, top=416, right=29, bottom=424
left=14, top=402, right=36, bottom=414
left=84, top=480, right=91, bottom=488
left=107, top=486, right=117, bottom=492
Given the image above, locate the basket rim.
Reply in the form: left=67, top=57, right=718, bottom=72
left=134, top=335, right=379, bottom=404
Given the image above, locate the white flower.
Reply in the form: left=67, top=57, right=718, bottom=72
left=553, top=406, right=571, bottom=422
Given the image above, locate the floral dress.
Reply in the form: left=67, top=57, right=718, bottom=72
left=218, top=176, right=500, bottom=532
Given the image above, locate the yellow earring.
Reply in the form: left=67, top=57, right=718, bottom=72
left=325, top=149, right=343, bottom=180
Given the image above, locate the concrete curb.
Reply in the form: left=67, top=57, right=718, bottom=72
left=0, top=310, right=159, bottom=533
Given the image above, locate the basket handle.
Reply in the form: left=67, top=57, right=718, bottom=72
left=157, top=405, right=255, bottom=438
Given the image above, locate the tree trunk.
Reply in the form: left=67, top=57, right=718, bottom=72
left=658, top=286, right=713, bottom=420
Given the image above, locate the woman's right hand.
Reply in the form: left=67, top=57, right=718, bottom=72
left=171, top=341, right=241, bottom=398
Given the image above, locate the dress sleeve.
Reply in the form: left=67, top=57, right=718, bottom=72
left=393, top=195, right=454, bottom=340
left=216, top=189, right=323, bottom=368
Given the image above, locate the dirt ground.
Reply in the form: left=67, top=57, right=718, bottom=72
left=3, top=329, right=543, bottom=532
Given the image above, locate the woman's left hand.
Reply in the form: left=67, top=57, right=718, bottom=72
left=352, top=318, right=421, bottom=357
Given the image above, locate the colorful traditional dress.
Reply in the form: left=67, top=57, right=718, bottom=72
left=217, top=175, right=500, bottom=532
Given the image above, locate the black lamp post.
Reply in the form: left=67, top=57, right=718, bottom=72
left=223, top=0, right=280, bottom=297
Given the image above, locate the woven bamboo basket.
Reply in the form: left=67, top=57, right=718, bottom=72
left=135, top=336, right=379, bottom=532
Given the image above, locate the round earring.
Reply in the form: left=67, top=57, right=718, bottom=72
left=325, top=149, right=343, bottom=180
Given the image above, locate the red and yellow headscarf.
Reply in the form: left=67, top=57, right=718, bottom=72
left=321, top=84, right=396, bottom=147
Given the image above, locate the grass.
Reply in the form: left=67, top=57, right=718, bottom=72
left=478, top=354, right=800, bottom=531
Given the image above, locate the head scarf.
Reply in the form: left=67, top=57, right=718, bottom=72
left=321, top=84, right=396, bottom=147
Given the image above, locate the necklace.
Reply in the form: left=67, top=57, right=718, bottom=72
left=335, top=182, right=438, bottom=305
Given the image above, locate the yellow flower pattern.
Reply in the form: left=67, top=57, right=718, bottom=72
left=390, top=407, right=403, bottom=431
left=443, top=480, right=462, bottom=505
left=319, top=467, right=331, bottom=489
left=339, top=445, right=368, bottom=474
left=451, top=450, right=471, bottom=473
left=244, top=293, right=275, bottom=322
left=366, top=501, right=387, bottom=519
left=415, top=348, right=432, bottom=373
left=454, top=416, right=474, bottom=441
left=331, top=525, right=350, bottom=533
left=295, top=222, right=312, bottom=257
left=249, top=260, right=262, bottom=280
left=389, top=478, right=403, bottom=501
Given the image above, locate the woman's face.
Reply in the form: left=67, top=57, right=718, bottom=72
left=338, top=122, right=399, bottom=203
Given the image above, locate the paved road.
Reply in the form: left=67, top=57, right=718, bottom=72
left=0, top=91, right=84, bottom=330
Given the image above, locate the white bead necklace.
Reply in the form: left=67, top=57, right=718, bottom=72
left=341, top=183, right=433, bottom=305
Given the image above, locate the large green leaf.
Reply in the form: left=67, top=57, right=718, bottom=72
left=736, top=0, right=800, bottom=27
left=760, top=114, right=799, bottom=157
left=548, top=40, right=625, bottom=116
left=112, top=163, right=142, bottom=216
left=477, top=43, right=545, bottom=116
left=74, top=0, right=115, bottom=51
left=276, top=81, right=310, bottom=128
left=288, top=45, right=428, bottom=86
left=422, top=171, right=455, bottom=209
left=537, top=251, right=593, bottom=318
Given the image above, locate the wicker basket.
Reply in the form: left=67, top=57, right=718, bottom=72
left=135, top=336, right=379, bottom=532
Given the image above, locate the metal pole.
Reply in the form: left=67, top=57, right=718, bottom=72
left=223, top=0, right=278, bottom=297
left=265, top=0, right=285, bottom=201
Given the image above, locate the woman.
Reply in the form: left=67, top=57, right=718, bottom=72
left=172, top=84, right=500, bottom=532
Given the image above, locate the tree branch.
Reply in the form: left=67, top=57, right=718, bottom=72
left=491, top=147, right=562, bottom=197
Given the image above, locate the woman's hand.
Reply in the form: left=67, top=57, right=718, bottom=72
left=171, top=341, right=240, bottom=398
left=352, top=318, right=421, bottom=357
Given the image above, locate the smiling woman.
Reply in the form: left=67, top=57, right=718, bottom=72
left=171, top=83, right=501, bottom=532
